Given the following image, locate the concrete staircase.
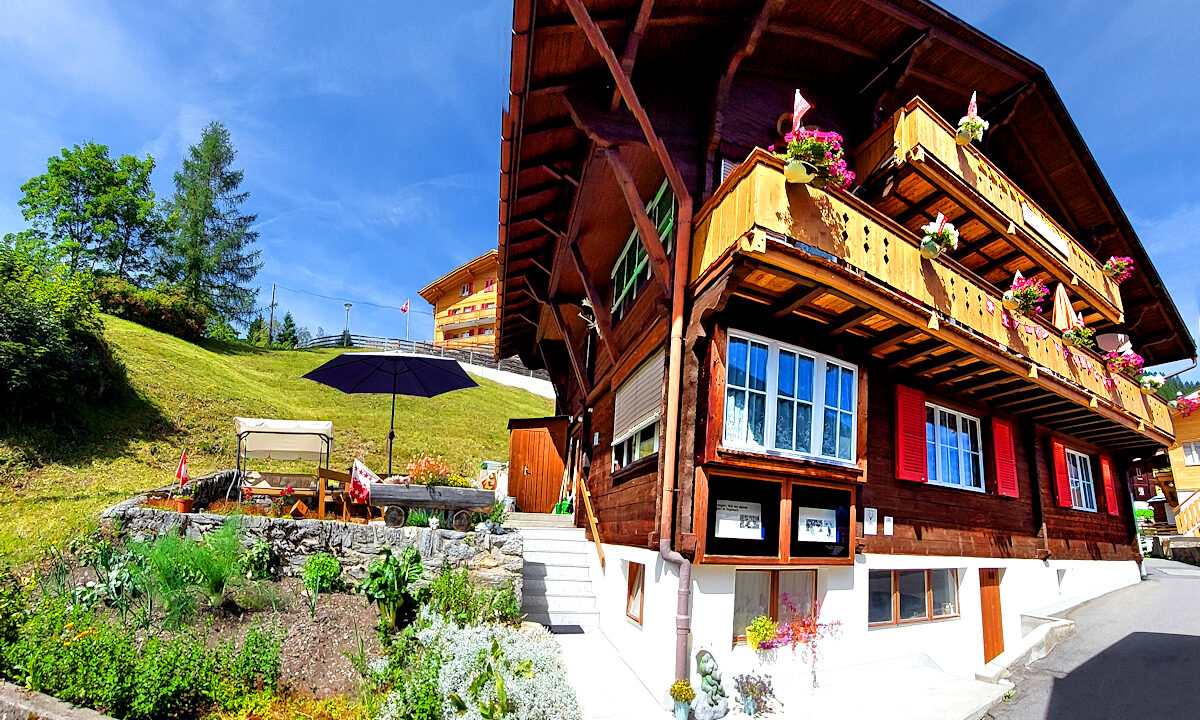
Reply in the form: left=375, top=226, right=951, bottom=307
left=512, top=516, right=598, bottom=628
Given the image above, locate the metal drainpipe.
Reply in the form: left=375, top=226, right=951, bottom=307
left=659, top=196, right=694, bottom=682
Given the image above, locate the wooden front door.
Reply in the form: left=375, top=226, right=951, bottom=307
left=507, top=417, right=568, bottom=513
left=979, top=568, right=1004, bottom=663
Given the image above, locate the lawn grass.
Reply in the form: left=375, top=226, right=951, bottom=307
left=0, top=315, right=553, bottom=565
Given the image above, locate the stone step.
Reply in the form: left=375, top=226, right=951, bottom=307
left=507, top=512, right=575, bottom=529
left=524, top=550, right=591, bottom=566
left=523, top=562, right=592, bottom=581
left=523, top=609, right=600, bottom=628
left=522, top=593, right=597, bottom=612
left=523, top=577, right=597, bottom=596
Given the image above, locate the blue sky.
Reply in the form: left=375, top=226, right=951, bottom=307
left=0, top=1, right=1196, bottom=368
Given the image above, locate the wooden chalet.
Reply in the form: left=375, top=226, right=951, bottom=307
left=495, top=0, right=1194, bottom=698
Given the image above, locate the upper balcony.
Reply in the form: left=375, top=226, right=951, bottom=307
left=439, top=307, right=497, bottom=332
left=690, top=148, right=1173, bottom=448
left=853, top=98, right=1123, bottom=327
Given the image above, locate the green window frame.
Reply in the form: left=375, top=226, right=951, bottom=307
left=611, top=180, right=675, bottom=320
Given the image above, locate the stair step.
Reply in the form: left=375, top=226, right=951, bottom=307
left=523, top=563, right=591, bottom=581
left=524, top=537, right=589, bottom=553
left=523, top=577, right=596, bottom=596
left=524, top=550, right=591, bottom=566
left=523, top=609, right=600, bottom=627
left=508, top=512, right=575, bottom=529
left=522, top=594, right=596, bottom=611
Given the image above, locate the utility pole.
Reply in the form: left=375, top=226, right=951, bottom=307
left=268, top=283, right=276, bottom=346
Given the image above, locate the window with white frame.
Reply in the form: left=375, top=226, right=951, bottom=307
left=723, top=332, right=857, bottom=462
left=1184, top=441, right=1200, bottom=467
left=460, top=283, right=471, bottom=296
left=924, top=404, right=984, bottom=491
left=1065, top=448, right=1097, bottom=511
left=612, top=350, right=665, bottom=472
left=611, top=180, right=675, bottom=321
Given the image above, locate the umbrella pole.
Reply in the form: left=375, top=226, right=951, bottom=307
left=388, top=373, right=397, bottom=476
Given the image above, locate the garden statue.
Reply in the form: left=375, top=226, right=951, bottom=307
left=691, top=649, right=729, bottom=720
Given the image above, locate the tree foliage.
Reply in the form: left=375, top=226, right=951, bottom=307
left=161, top=122, right=262, bottom=324
left=276, top=312, right=298, bottom=348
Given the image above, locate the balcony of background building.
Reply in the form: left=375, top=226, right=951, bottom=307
left=689, top=148, right=1173, bottom=450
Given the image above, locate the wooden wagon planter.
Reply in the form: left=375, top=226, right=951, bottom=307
left=369, top=484, right=496, bottom=531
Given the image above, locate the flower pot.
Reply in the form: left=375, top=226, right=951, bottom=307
left=176, top=497, right=194, bottom=513
left=1140, top=384, right=1158, bottom=396
left=919, top=238, right=943, bottom=260
left=1102, top=265, right=1119, bottom=278
left=784, top=159, right=817, bottom=184
left=955, top=126, right=973, bottom=146
left=674, top=700, right=689, bottom=720
left=1001, top=290, right=1020, bottom=311
left=743, top=696, right=757, bottom=716
left=1062, top=335, right=1077, bottom=348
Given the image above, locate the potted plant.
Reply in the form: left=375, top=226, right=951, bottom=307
left=956, top=92, right=988, bottom=146
left=733, top=673, right=776, bottom=716
left=1102, top=256, right=1134, bottom=283
left=1175, top=397, right=1200, bottom=417
left=919, top=214, right=959, bottom=259
left=1104, top=350, right=1145, bottom=378
left=405, top=454, right=453, bottom=486
left=669, top=680, right=695, bottom=720
left=1139, top=373, right=1165, bottom=396
left=745, top=615, right=778, bottom=651
left=174, top=483, right=195, bottom=513
left=771, top=129, right=855, bottom=190
left=1061, top=325, right=1094, bottom=349
left=1002, top=277, right=1049, bottom=316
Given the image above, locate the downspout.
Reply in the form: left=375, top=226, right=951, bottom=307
left=660, top=196, right=694, bottom=682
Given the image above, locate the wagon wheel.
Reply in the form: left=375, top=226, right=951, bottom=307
left=452, top=510, right=473, bottom=532
left=384, top=505, right=406, bottom=527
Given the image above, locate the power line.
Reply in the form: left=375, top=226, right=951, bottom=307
left=273, top=284, right=433, bottom=316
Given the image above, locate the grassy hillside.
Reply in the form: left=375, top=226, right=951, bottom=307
left=0, top=316, right=553, bottom=564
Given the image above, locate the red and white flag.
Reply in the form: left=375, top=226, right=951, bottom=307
left=350, top=459, right=381, bottom=503
left=175, top=451, right=189, bottom=489
left=791, top=89, right=813, bottom=134
left=400, top=299, right=410, bottom=314
left=967, top=91, right=979, bottom=118
left=934, top=212, right=947, bottom=232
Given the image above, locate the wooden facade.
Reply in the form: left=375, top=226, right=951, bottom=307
left=418, top=249, right=500, bottom=352
left=495, top=0, right=1192, bottom=571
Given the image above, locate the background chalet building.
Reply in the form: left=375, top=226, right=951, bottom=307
left=419, top=249, right=500, bottom=351
left=495, top=0, right=1194, bottom=699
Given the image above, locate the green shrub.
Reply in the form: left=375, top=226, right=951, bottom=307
left=425, top=566, right=520, bottom=627
left=231, top=582, right=289, bottom=613
left=94, top=276, right=209, bottom=341
left=302, top=553, right=342, bottom=618
left=0, top=241, right=120, bottom=420
left=240, top=540, right=275, bottom=580
left=358, top=547, right=423, bottom=633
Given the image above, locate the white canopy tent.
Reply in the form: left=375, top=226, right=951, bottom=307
left=234, top=417, right=333, bottom=466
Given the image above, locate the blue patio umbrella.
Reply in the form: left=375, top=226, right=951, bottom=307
left=302, top=352, right=479, bottom=475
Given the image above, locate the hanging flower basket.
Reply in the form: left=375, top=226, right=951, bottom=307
left=919, top=215, right=959, bottom=259
left=1103, top=256, right=1134, bottom=283
left=1104, top=350, right=1145, bottom=378
left=1139, top=373, right=1165, bottom=396
left=956, top=115, right=988, bottom=145
left=1062, top=326, right=1095, bottom=349
left=1005, top=277, right=1049, bottom=317
left=1176, top=397, right=1200, bottom=417
left=772, top=129, right=855, bottom=189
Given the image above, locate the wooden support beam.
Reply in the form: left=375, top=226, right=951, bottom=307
left=610, top=0, right=656, bottom=112
left=829, top=308, right=878, bottom=335
left=568, top=241, right=621, bottom=362
left=914, top=353, right=974, bottom=377
left=942, top=366, right=1002, bottom=385
left=870, top=327, right=923, bottom=355
left=534, top=217, right=567, bottom=238
left=965, top=375, right=1025, bottom=394
left=894, top=189, right=949, bottom=226
left=1010, top=129, right=1079, bottom=236
left=601, top=147, right=672, bottom=297
left=538, top=164, right=581, bottom=187
left=772, top=284, right=825, bottom=319
left=886, top=339, right=945, bottom=369
left=973, top=249, right=1025, bottom=278
left=771, top=23, right=879, bottom=60
left=548, top=301, right=592, bottom=396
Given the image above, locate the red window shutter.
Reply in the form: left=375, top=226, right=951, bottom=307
left=895, top=385, right=927, bottom=482
left=1100, top=455, right=1120, bottom=516
left=467, top=282, right=474, bottom=293
left=992, top=418, right=1019, bottom=498
left=1051, top=439, right=1073, bottom=508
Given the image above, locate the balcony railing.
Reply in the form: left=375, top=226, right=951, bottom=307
left=853, top=98, right=1123, bottom=322
left=691, top=149, right=1173, bottom=439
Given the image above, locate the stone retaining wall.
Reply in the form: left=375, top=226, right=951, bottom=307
left=101, top=472, right=523, bottom=599
left=0, top=681, right=112, bottom=720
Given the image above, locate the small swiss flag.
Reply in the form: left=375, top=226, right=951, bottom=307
left=175, top=450, right=189, bottom=489
left=400, top=299, right=410, bottom=314
left=792, top=90, right=813, bottom=134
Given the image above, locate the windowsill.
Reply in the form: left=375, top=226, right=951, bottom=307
left=612, top=453, right=659, bottom=483
left=714, top=446, right=863, bottom=479
left=926, top=480, right=987, bottom=494
left=1071, top=505, right=1098, bottom=513
left=868, top=614, right=961, bottom=629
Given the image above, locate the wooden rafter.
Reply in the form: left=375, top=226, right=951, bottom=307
left=770, top=23, right=878, bottom=60
left=830, top=308, right=878, bottom=335
left=772, top=284, right=824, bottom=319
left=885, top=339, right=945, bottom=369
left=601, top=147, right=672, bottom=296
left=965, top=374, right=1024, bottom=394
left=973, top=249, right=1024, bottom=277
left=610, top=0, right=656, bottom=112
left=870, top=327, right=923, bottom=355
left=548, top=300, right=592, bottom=396
left=567, top=241, right=620, bottom=362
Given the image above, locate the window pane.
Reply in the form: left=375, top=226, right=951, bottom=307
left=825, top=363, right=839, bottom=407
left=939, top=411, right=959, bottom=485
left=964, top=418, right=980, bottom=454
left=796, top=403, right=812, bottom=453
left=777, top=571, right=815, bottom=623
left=728, top=337, right=748, bottom=388
left=868, top=571, right=893, bottom=623
left=775, top=400, right=794, bottom=451
left=748, top=342, right=768, bottom=392
left=734, top=571, right=771, bottom=638
left=748, top=392, right=767, bottom=446
left=778, top=351, right=796, bottom=398
left=931, top=570, right=957, bottom=617
left=926, top=406, right=937, bottom=480
left=897, top=570, right=928, bottom=621
left=796, top=355, right=814, bottom=402
left=822, top=408, right=837, bottom=456
left=637, top=425, right=656, bottom=458
left=725, top=388, right=746, bottom=444
left=839, top=368, right=855, bottom=412
left=963, top=452, right=979, bottom=489
left=838, top=411, right=852, bottom=460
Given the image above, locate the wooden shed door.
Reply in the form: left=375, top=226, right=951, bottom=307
left=508, top=419, right=567, bottom=513
left=979, top=568, right=1004, bottom=663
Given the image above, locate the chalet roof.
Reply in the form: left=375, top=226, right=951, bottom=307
left=497, top=0, right=1194, bottom=366
left=418, top=249, right=499, bottom=305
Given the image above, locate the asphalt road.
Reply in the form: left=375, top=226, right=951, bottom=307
left=985, top=558, right=1200, bottom=720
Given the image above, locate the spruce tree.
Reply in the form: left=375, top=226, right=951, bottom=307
left=162, top=121, right=262, bottom=323
left=277, top=312, right=299, bottom=348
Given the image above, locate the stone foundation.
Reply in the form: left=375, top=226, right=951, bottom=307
left=101, top=472, right=523, bottom=600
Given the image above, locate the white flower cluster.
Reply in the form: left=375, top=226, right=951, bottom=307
left=921, top=219, right=960, bottom=250
left=957, top=115, right=990, bottom=142
left=1140, top=373, right=1166, bottom=389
